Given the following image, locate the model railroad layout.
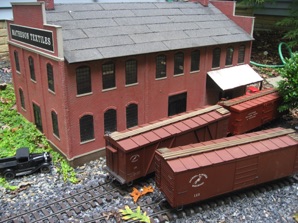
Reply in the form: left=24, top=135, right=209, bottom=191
left=2, top=88, right=296, bottom=222
left=105, top=88, right=282, bottom=185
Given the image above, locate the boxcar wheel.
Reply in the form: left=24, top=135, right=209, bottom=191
left=40, top=165, right=51, bottom=173
left=4, top=170, right=15, bottom=180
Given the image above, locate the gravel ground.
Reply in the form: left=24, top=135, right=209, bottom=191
left=0, top=61, right=12, bottom=84
left=0, top=62, right=298, bottom=223
left=0, top=156, right=297, bottom=223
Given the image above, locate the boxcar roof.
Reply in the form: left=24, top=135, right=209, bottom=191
left=106, top=105, right=230, bottom=151
left=232, top=93, right=280, bottom=112
left=219, top=88, right=279, bottom=107
left=159, top=128, right=298, bottom=173
left=45, top=2, right=253, bottom=63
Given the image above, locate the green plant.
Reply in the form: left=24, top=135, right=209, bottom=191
left=0, top=177, right=18, bottom=191
left=239, top=0, right=298, bottom=48
left=277, top=53, right=298, bottom=112
left=294, top=213, right=298, bottom=222
left=0, top=84, right=78, bottom=189
left=119, top=206, right=150, bottom=223
left=276, top=5, right=298, bottom=48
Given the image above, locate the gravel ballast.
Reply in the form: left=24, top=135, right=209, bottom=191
left=0, top=157, right=297, bottom=223
left=1, top=63, right=298, bottom=223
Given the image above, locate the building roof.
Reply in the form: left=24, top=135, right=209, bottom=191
left=45, top=2, right=253, bottom=63
left=207, top=64, right=263, bottom=91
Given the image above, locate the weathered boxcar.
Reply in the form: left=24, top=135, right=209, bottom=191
left=104, top=105, right=230, bottom=184
left=155, top=127, right=298, bottom=208
left=218, top=88, right=281, bottom=135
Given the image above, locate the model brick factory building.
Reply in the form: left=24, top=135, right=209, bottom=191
left=7, top=0, right=261, bottom=165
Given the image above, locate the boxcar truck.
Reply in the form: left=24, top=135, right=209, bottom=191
left=0, top=147, right=52, bottom=179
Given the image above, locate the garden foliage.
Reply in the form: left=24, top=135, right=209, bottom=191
left=0, top=84, right=78, bottom=189
left=277, top=53, right=298, bottom=112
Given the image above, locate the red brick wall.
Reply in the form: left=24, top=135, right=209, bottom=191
left=8, top=3, right=62, bottom=58
left=63, top=41, right=251, bottom=158
left=211, top=1, right=255, bottom=35
left=7, top=2, right=254, bottom=161
left=9, top=43, right=70, bottom=157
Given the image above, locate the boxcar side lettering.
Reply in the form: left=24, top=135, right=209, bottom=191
left=245, top=111, right=258, bottom=120
left=194, top=193, right=201, bottom=198
left=130, top=154, right=140, bottom=163
left=189, top=173, right=208, bottom=187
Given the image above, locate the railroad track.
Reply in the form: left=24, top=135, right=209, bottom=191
left=0, top=179, right=122, bottom=223
left=130, top=175, right=297, bottom=223
left=1, top=175, right=296, bottom=223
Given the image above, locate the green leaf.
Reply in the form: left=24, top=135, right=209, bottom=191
left=294, top=213, right=298, bottom=222
left=119, top=206, right=150, bottom=223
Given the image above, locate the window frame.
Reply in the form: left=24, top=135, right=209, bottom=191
left=79, top=115, right=94, bottom=143
left=104, top=109, right=117, bottom=134
left=238, top=45, right=246, bottom=64
left=225, top=46, right=234, bottom=66
left=28, top=56, right=36, bottom=81
left=19, top=88, right=26, bottom=110
left=212, top=47, right=221, bottom=69
left=33, top=103, right=43, bottom=132
left=47, top=63, right=55, bottom=92
left=168, top=92, right=187, bottom=116
left=14, top=50, right=20, bottom=73
left=126, top=103, right=138, bottom=129
left=102, top=62, right=116, bottom=90
left=76, top=66, right=92, bottom=95
left=174, top=52, right=184, bottom=76
left=51, top=111, right=60, bottom=138
left=190, top=50, right=200, bottom=72
left=125, top=59, right=138, bottom=86
left=156, top=54, right=167, bottom=79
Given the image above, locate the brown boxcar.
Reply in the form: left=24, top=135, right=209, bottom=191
left=218, top=88, right=281, bottom=135
left=104, top=105, right=230, bottom=184
left=155, top=127, right=298, bottom=208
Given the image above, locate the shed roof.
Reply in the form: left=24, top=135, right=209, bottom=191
left=45, top=2, right=253, bottom=63
left=207, top=64, right=263, bottom=91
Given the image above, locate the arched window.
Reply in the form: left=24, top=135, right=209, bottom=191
left=126, top=103, right=138, bottom=128
left=212, top=47, right=221, bottom=68
left=125, top=59, right=137, bottom=85
left=76, top=66, right=91, bottom=95
left=19, top=88, right=25, bottom=109
left=102, top=62, right=115, bottom=90
left=174, top=52, right=184, bottom=75
left=104, top=109, right=117, bottom=134
left=191, top=50, right=200, bottom=72
left=28, top=56, right=36, bottom=81
left=80, top=115, right=94, bottom=142
left=238, top=45, right=246, bottom=64
left=225, top=46, right=234, bottom=66
left=14, top=51, right=20, bottom=72
left=51, top=111, right=59, bottom=138
left=47, top=63, right=55, bottom=92
left=156, top=54, right=166, bottom=79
